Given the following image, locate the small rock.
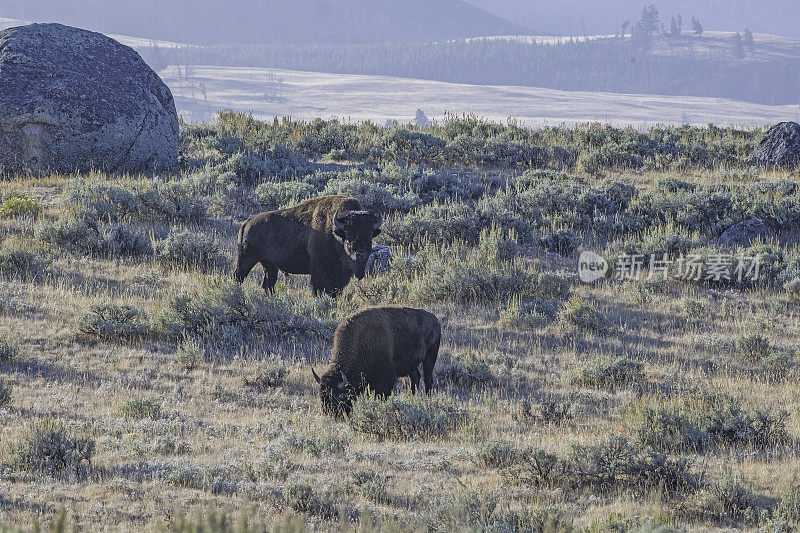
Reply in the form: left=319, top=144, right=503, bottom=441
left=366, top=245, right=393, bottom=276
left=720, top=218, right=773, bottom=246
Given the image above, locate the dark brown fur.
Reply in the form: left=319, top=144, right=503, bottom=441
left=234, top=195, right=380, bottom=297
left=313, top=306, right=441, bottom=417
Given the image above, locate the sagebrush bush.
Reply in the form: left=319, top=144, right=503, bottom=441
left=474, top=440, right=520, bottom=468
left=698, top=475, right=760, bottom=523
left=244, top=361, right=289, bottom=390
left=282, top=484, right=335, bottom=518
left=434, top=352, right=496, bottom=389
left=734, top=331, right=771, bottom=362
left=0, top=247, right=51, bottom=279
left=174, top=337, right=203, bottom=371
left=118, top=398, right=161, bottom=420
left=158, top=280, right=330, bottom=351
left=776, top=486, right=800, bottom=525
left=785, top=278, right=800, bottom=300
left=0, top=378, right=11, bottom=407
left=153, top=227, right=223, bottom=270
left=349, top=393, right=468, bottom=441
left=74, top=302, right=154, bottom=343
left=498, top=298, right=555, bottom=330
left=13, top=419, right=95, bottom=478
left=565, top=356, right=644, bottom=389
left=559, top=296, right=610, bottom=334
left=0, top=337, right=19, bottom=363
left=630, top=395, right=790, bottom=452
left=253, top=180, right=317, bottom=210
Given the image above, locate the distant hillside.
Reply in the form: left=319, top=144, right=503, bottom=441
left=0, top=0, right=529, bottom=45
left=147, top=31, right=800, bottom=105
left=464, top=0, right=800, bottom=40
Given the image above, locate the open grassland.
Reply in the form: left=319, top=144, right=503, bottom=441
left=1, top=114, right=800, bottom=531
left=159, top=65, right=800, bottom=127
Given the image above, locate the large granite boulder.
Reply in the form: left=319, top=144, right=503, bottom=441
left=0, top=23, right=178, bottom=175
left=750, top=122, right=800, bottom=168
left=720, top=218, right=774, bottom=246
left=366, top=245, right=393, bottom=276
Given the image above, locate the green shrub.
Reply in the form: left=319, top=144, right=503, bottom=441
left=13, top=419, right=95, bottom=478
left=349, top=393, right=468, bottom=441
left=734, top=332, right=771, bottom=362
left=351, top=468, right=389, bottom=503
left=0, top=337, right=19, bottom=363
left=174, top=337, right=203, bottom=371
left=682, top=298, right=705, bottom=318
left=0, top=195, right=43, bottom=219
left=542, top=229, right=579, bottom=256
left=384, top=200, right=483, bottom=247
left=501, top=447, right=570, bottom=489
left=118, top=398, right=162, bottom=420
left=253, top=180, right=317, bottom=210
left=630, top=396, right=790, bottom=453
left=474, top=440, right=520, bottom=468
left=559, top=296, right=610, bottom=334
left=498, top=299, right=554, bottom=329
left=244, top=361, right=289, bottom=390
left=0, top=247, right=51, bottom=279
left=0, top=378, right=11, bottom=407
left=158, top=280, right=330, bottom=351
left=282, top=484, right=335, bottom=518
left=785, top=278, right=800, bottom=300
left=74, top=302, right=153, bottom=343
left=565, top=356, right=644, bottom=389
left=434, top=352, right=496, bottom=389
left=776, top=486, right=800, bottom=525
left=321, top=177, right=421, bottom=213
left=566, top=434, right=698, bottom=496
left=698, top=475, right=760, bottom=523
left=153, top=227, right=223, bottom=270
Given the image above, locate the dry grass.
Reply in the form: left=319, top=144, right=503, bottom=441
left=1, top=119, right=800, bottom=532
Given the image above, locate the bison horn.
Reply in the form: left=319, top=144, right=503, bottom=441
left=337, top=371, right=350, bottom=390
left=311, top=367, right=321, bottom=384
left=333, top=211, right=346, bottom=230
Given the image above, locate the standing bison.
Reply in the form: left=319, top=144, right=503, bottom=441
left=312, top=306, right=441, bottom=417
left=234, top=195, right=382, bottom=297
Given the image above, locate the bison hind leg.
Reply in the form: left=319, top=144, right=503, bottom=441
left=261, top=261, right=279, bottom=294
left=409, top=366, right=422, bottom=395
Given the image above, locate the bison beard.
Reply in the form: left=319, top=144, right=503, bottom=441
left=313, top=306, right=441, bottom=418
left=234, top=195, right=381, bottom=297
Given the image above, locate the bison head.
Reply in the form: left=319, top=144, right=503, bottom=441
left=333, top=210, right=382, bottom=279
left=313, top=367, right=355, bottom=417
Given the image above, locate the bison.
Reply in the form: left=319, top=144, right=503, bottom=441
left=234, top=195, right=382, bottom=297
left=312, top=306, right=441, bottom=417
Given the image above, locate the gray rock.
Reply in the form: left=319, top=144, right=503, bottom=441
left=750, top=121, right=800, bottom=168
left=720, top=218, right=773, bottom=246
left=0, top=23, right=178, bottom=175
left=366, top=245, right=393, bottom=276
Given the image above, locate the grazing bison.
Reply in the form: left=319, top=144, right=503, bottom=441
left=312, top=306, right=441, bottom=417
left=234, top=195, right=382, bottom=297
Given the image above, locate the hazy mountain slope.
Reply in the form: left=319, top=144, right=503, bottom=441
left=0, top=0, right=529, bottom=45
left=464, top=0, right=800, bottom=39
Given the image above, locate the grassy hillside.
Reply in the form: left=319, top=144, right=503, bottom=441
left=145, top=31, right=800, bottom=105
left=2, top=113, right=800, bottom=531
left=0, top=0, right=528, bottom=45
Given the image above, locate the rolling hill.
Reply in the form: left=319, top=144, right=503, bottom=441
left=464, top=0, right=800, bottom=39
left=0, top=0, right=529, bottom=45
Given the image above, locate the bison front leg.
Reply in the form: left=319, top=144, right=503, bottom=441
left=409, top=366, right=422, bottom=395
left=261, top=261, right=279, bottom=294
left=310, top=268, right=340, bottom=298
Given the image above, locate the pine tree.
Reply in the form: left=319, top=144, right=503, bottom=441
left=732, top=32, right=745, bottom=61
left=677, top=15, right=683, bottom=33
left=640, top=5, right=660, bottom=35
left=744, top=28, right=755, bottom=52
left=670, top=16, right=680, bottom=38
left=414, top=109, right=430, bottom=128
left=691, top=16, right=704, bottom=37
